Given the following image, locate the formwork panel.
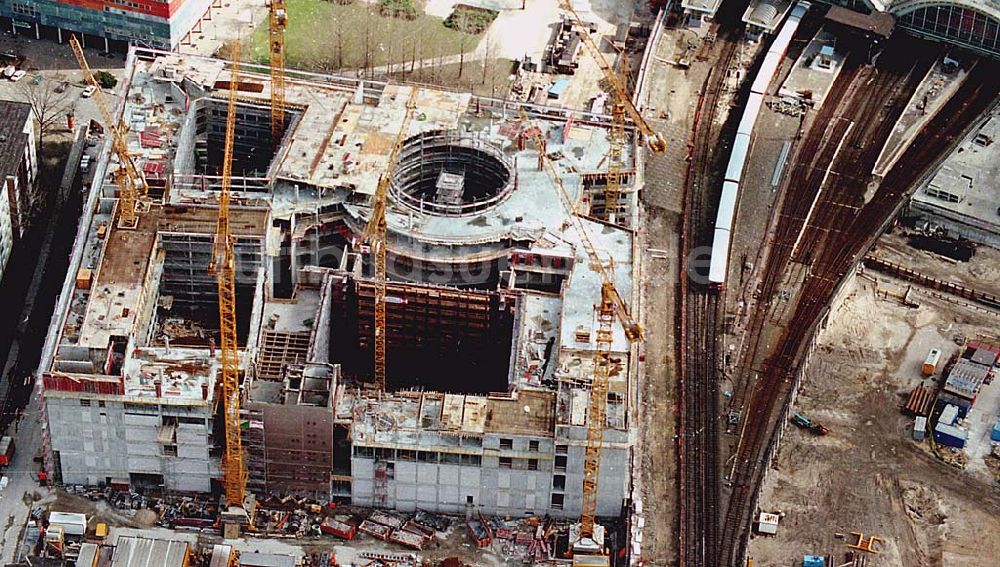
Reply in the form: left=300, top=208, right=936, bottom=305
left=459, top=467, right=481, bottom=487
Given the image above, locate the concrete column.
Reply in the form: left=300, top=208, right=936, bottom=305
left=57, top=28, right=62, bottom=44
left=104, top=37, right=109, bottom=53
left=34, top=23, right=39, bottom=40
left=81, top=34, right=85, bottom=48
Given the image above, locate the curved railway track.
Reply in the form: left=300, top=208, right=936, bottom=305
left=718, top=35, right=1000, bottom=566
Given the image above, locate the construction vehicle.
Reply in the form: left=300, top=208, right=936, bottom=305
left=518, top=112, right=641, bottom=560
left=211, top=40, right=252, bottom=537
left=557, top=0, right=665, bottom=223
left=791, top=412, right=829, bottom=435
left=269, top=0, right=287, bottom=144
left=69, top=35, right=147, bottom=228
left=359, top=88, right=419, bottom=392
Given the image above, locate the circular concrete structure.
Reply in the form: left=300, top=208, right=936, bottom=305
left=390, top=131, right=514, bottom=217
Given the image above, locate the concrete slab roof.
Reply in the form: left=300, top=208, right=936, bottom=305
left=112, top=536, right=188, bottom=567
left=120, top=347, right=217, bottom=404
left=913, top=110, right=1000, bottom=234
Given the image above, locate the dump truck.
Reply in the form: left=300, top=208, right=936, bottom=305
left=790, top=413, right=829, bottom=435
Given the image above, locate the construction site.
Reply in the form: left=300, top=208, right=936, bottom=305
left=32, top=0, right=656, bottom=559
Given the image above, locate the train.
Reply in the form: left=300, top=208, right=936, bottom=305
left=708, top=2, right=810, bottom=286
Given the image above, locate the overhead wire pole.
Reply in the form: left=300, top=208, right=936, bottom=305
left=211, top=40, right=247, bottom=521
left=69, top=35, right=147, bottom=229
left=269, top=0, right=287, bottom=144
left=360, top=88, right=419, bottom=392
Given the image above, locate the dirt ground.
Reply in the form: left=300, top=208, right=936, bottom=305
left=872, top=231, right=1000, bottom=298
left=748, top=266, right=1000, bottom=567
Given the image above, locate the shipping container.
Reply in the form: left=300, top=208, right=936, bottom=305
left=913, top=416, right=927, bottom=441
left=922, top=348, right=942, bottom=376
left=319, top=517, right=356, bottom=540
left=48, top=512, right=87, bottom=537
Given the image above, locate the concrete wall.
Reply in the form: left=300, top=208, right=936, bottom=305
left=553, top=425, right=631, bottom=518
left=46, top=396, right=214, bottom=492
left=348, top=430, right=634, bottom=519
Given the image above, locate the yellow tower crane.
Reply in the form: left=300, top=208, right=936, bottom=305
left=69, top=35, right=147, bottom=229
left=360, top=88, right=419, bottom=392
left=519, top=111, right=642, bottom=546
left=211, top=40, right=248, bottom=530
left=269, top=0, right=288, bottom=144
left=557, top=1, right=665, bottom=223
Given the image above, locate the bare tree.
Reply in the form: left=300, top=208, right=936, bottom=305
left=481, top=33, right=492, bottom=85
left=19, top=79, right=74, bottom=147
left=334, top=18, right=345, bottom=69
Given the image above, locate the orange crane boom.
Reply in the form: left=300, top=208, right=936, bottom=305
left=360, top=88, right=419, bottom=392
left=269, top=0, right=287, bottom=143
left=69, top=35, right=147, bottom=228
left=212, top=41, right=246, bottom=509
left=558, top=1, right=665, bottom=154
left=519, top=111, right=641, bottom=543
left=557, top=2, right=663, bottom=222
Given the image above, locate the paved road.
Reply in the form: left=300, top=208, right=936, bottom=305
left=0, top=385, right=48, bottom=563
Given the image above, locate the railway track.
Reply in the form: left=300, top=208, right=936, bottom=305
left=677, top=3, right=747, bottom=565
left=718, top=35, right=1000, bottom=566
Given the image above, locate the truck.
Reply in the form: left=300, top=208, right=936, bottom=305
left=790, top=413, right=829, bottom=436
left=0, top=436, right=15, bottom=467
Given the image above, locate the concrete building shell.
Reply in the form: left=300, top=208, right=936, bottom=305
left=37, top=47, right=643, bottom=520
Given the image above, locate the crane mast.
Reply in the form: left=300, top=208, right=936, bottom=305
left=558, top=1, right=665, bottom=153
left=360, top=88, right=419, bottom=392
left=213, top=41, right=246, bottom=513
left=519, top=111, right=641, bottom=544
left=557, top=1, right=664, bottom=222
left=269, top=0, right=287, bottom=144
left=69, top=35, right=147, bottom=228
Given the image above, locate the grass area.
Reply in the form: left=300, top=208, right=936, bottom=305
left=249, top=0, right=483, bottom=72
left=389, top=58, right=515, bottom=98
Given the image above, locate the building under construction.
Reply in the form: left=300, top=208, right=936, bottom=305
left=38, top=47, right=643, bottom=521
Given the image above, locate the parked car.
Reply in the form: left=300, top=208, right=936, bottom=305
left=82, top=85, right=97, bottom=98
left=54, top=81, right=69, bottom=93
left=80, top=155, right=91, bottom=173
left=9, top=70, right=25, bottom=82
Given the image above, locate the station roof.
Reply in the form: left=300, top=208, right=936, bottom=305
left=825, top=6, right=896, bottom=39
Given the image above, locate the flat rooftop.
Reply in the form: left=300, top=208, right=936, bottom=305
left=683, top=0, right=724, bottom=16
left=120, top=347, right=217, bottom=403
left=912, top=109, right=1000, bottom=234
left=339, top=388, right=558, bottom=444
